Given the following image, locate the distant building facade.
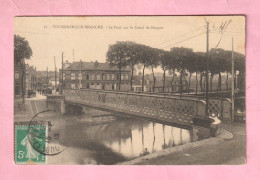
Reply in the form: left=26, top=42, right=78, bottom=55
left=36, top=71, right=59, bottom=90
left=14, top=63, right=26, bottom=97
left=60, top=61, right=131, bottom=91
left=25, top=65, right=37, bottom=92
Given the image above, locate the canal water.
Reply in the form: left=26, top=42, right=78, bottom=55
left=46, top=108, right=207, bottom=165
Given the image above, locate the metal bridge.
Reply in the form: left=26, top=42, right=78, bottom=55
left=62, top=89, right=232, bottom=127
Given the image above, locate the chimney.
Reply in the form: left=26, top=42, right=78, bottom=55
left=94, top=60, right=99, bottom=69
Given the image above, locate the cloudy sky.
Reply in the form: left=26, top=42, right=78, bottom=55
left=15, top=16, right=245, bottom=71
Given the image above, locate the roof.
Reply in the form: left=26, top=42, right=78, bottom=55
left=64, top=61, right=131, bottom=72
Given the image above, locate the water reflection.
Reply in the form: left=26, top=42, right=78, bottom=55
left=55, top=114, right=193, bottom=164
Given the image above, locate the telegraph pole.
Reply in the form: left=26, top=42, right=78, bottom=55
left=231, top=37, right=235, bottom=122
left=205, top=20, right=210, bottom=116
left=61, top=52, right=64, bottom=94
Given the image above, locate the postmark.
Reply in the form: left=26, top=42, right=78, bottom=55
left=15, top=110, right=67, bottom=164
left=28, top=110, right=67, bottom=156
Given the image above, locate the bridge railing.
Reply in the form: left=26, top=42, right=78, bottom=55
left=64, top=89, right=207, bottom=126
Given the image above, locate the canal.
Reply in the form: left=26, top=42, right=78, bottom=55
left=46, top=108, right=208, bottom=165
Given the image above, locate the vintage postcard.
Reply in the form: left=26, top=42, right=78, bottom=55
left=14, top=16, right=245, bottom=165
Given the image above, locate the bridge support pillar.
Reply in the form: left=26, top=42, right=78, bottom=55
left=46, top=95, right=65, bottom=114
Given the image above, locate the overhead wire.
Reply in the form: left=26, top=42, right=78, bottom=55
left=161, top=31, right=206, bottom=49
left=156, top=25, right=206, bottom=47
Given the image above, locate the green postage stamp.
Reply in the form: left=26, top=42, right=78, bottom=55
left=15, top=125, right=46, bottom=164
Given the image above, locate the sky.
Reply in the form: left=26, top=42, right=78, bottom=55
left=14, top=16, right=245, bottom=71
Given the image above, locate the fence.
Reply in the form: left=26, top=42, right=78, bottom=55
left=64, top=89, right=207, bottom=127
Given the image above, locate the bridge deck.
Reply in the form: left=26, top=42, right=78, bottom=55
left=64, top=89, right=208, bottom=127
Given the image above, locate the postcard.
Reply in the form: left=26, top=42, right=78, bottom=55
left=14, top=16, right=245, bottom=165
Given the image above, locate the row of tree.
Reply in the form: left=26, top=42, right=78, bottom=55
left=106, top=41, right=245, bottom=94
left=14, top=35, right=33, bottom=103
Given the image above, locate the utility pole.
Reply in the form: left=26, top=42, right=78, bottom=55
left=231, top=37, right=235, bottom=122
left=205, top=20, right=210, bottom=116
left=54, top=56, right=57, bottom=93
left=61, top=52, right=64, bottom=94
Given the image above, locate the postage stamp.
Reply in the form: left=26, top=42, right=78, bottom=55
left=15, top=125, right=46, bottom=164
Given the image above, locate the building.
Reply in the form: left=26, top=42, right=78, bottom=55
left=60, top=61, right=131, bottom=91
left=14, top=63, right=26, bottom=97
left=36, top=70, right=59, bottom=90
left=25, top=65, right=37, bottom=92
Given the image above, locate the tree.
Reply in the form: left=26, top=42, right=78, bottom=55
left=185, top=52, right=197, bottom=94
left=106, top=41, right=129, bottom=90
left=147, top=48, right=160, bottom=92
left=138, top=45, right=153, bottom=92
left=167, top=51, right=177, bottom=93
left=171, top=47, right=194, bottom=94
left=209, top=48, right=226, bottom=92
left=125, top=42, right=143, bottom=91
left=195, top=52, right=206, bottom=94
left=234, top=52, right=245, bottom=90
left=160, top=50, right=172, bottom=93
left=211, top=48, right=228, bottom=92
left=14, top=35, right=33, bottom=103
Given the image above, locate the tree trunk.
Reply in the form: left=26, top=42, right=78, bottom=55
left=203, top=76, right=206, bottom=92
left=118, top=61, right=122, bottom=91
left=218, top=72, right=222, bottom=92
left=20, top=61, right=25, bottom=104
left=130, top=65, right=134, bottom=91
left=188, top=72, right=192, bottom=94
left=226, top=72, right=229, bottom=90
left=171, top=72, right=175, bottom=93
left=162, top=69, right=166, bottom=93
left=151, top=67, right=156, bottom=92
left=142, top=65, right=145, bottom=92
left=180, top=70, right=183, bottom=94
left=195, top=71, right=198, bottom=95
left=200, top=73, right=203, bottom=92
left=210, top=74, right=213, bottom=92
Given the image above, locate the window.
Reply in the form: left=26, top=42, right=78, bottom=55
left=63, top=73, right=65, bottom=79
left=71, top=73, right=75, bottom=80
left=78, top=83, right=82, bottom=89
left=91, top=74, right=95, bottom=80
left=86, top=74, right=90, bottom=80
left=125, top=74, right=129, bottom=80
left=71, top=84, right=75, bottom=89
left=86, top=83, right=89, bottom=89
left=102, top=84, right=105, bottom=90
left=78, top=73, right=82, bottom=80
left=15, top=83, right=20, bottom=95
left=106, top=74, right=110, bottom=80
left=121, top=74, right=124, bottom=80
left=96, top=74, right=101, bottom=80
left=15, top=72, right=19, bottom=79
left=111, top=74, right=115, bottom=80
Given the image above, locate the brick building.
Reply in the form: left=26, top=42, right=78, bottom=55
left=60, top=61, right=131, bottom=91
